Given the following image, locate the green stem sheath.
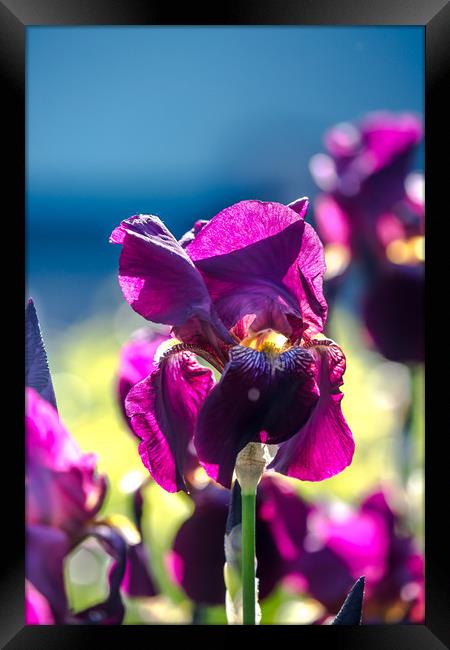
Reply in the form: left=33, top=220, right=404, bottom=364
left=241, top=489, right=256, bottom=625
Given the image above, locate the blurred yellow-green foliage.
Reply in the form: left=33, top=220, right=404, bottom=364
left=47, top=295, right=424, bottom=624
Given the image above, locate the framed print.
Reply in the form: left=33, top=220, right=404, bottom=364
left=1, top=0, right=449, bottom=647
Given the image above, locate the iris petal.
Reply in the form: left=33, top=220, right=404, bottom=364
left=125, top=351, right=215, bottom=492
left=117, top=328, right=171, bottom=432
left=195, top=345, right=318, bottom=488
left=110, top=214, right=232, bottom=344
left=269, top=340, right=354, bottom=481
left=187, top=200, right=327, bottom=338
left=26, top=388, right=107, bottom=534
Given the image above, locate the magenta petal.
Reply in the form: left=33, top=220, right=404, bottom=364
left=126, top=351, right=215, bottom=492
left=110, top=214, right=231, bottom=344
left=195, top=345, right=319, bottom=488
left=179, top=219, right=209, bottom=248
left=117, top=328, right=171, bottom=431
left=26, top=580, right=55, bottom=625
left=187, top=200, right=327, bottom=337
left=26, top=388, right=107, bottom=533
left=359, top=112, right=423, bottom=172
left=269, top=340, right=354, bottom=481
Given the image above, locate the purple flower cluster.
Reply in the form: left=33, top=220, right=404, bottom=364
left=165, top=477, right=424, bottom=623
left=25, top=300, right=157, bottom=625
left=310, top=112, right=424, bottom=363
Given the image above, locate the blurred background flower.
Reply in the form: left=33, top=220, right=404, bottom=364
left=27, top=26, right=424, bottom=624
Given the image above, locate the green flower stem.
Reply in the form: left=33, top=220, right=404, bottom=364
left=241, top=488, right=256, bottom=625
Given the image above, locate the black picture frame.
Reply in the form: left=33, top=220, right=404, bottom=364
left=2, top=0, right=449, bottom=647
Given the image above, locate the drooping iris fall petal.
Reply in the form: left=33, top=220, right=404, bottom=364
left=125, top=350, right=215, bottom=492
left=269, top=340, right=354, bottom=481
left=26, top=388, right=107, bottom=534
left=186, top=200, right=327, bottom=338
left=110, top=214, right=233, bottom=344
left=195, top=345, right=319, bottom=488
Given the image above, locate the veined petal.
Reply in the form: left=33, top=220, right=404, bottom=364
left=110, top=214, right=232, bottom=344
left=187, top=200, right=327, bottom=337
left=195, top=345, right=318, bottom=488
left=269, top=340, right=354, bottom=481
left=126, top=351, right=215, bottom=492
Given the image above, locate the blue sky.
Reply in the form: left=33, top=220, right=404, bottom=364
left=26, top=26, right=424, bottom=325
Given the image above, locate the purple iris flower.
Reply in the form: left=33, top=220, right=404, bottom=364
left=110, top=199, right=354, bottom=492
left=25, top=300, right=157, bottom=624
left=311, top=112, right=423, bottom=262
left=289, top=489, right=424, bottom=623
left=25, top=387, right=124, bottom=624
left=310, top=113, right=424, bottom=364
left=166, top=475, right=311, bottom=607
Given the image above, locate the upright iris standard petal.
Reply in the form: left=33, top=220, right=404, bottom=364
left=125, top=351, right=215, bottom=492
left=117, top=328, right=171, bottom=430
left=187, top=200, right=327, bottom=338
left=110, top=214, right=232, bottom=344
left=269, top=340, right=354, bottom=481
left=26, top=388, right=107, bottom=534
left=195, top=345, right=319, bottom=488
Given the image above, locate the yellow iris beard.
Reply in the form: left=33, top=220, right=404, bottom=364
left=241, top=329, right=289, bottom=355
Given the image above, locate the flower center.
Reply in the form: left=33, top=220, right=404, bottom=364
left=241, top=329, right=290, bottom=356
